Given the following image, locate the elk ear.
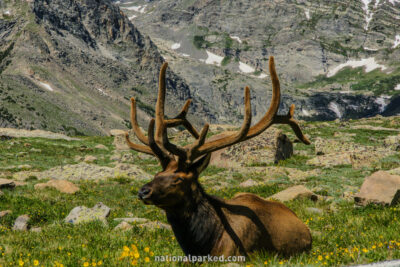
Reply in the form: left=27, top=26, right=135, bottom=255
left=189, top=153, right=212, bottom=176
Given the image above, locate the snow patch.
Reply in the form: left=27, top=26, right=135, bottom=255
left=171, top=43, right=181, bottom=50
left=230, top=35, right=242, bottom=44
left=389, top=0, right=400, bottom=5
left=328, top=102, right=342, bottom=118
left=123, top=5, right=146, bottom=13
left=128, top=15, right=137, bottom=20
left=360, top=0, right=381, bottom=30
left=97, top=88, right=109, bottom=96
left=305, top=9, right=310, bottom=20
left=302, top=109, right=310, bottom=116
left=204, top=50, right=223, bottom=66
left=375, top=95, right=389, bottom=112
left=364, top=47, right=378, bottom=51
left=257, top=73, right=268, bottom=79
left=180, top=53, right=190, bottom=57
left=395, top=84, right=400, bottom=91
left=4, top=10, right=11, bottom=15
left=393, top=35, right=400, bottom=48
left=239, top=62, right=255, bottom=73
left=39, top=82, right=54, bottom=92
left=327, top=57, right=387, bottom=77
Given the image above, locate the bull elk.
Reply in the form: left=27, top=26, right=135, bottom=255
left=125, top=56, right=312, bottom=258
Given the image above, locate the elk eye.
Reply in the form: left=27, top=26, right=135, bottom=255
left=173, top=177, right=184, bottom=184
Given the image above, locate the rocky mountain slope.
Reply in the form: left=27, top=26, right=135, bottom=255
left=115, top=0, right=400, bottom=121
left=0, top=0, right=210, bottom=135
left=1, top=0, right=400, bottom=135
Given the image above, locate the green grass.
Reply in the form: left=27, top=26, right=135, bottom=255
left=1, top=117, right=400, bottom=266
left=297, top=65, right=400, bottom=96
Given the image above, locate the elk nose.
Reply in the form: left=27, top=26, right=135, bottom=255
left=138, top=186, right=152, bottom=199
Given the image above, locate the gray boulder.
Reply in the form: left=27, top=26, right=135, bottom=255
left=64, top=202, right=110, bottom=225
left=12, top=215, right=30, bottom=231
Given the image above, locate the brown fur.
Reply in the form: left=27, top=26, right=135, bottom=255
left=129, top=57, right=312, bottom=258
left=139, top=161, right=312, bottom=257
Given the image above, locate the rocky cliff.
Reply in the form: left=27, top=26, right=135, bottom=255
left=0, top=0, right=210, bottom=135
left=1, top=0, right=400, bottom=135
left=114, top=0, right=400, bottom=122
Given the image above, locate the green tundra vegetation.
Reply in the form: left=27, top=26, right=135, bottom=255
left=0, top=115, right=400, bottom=266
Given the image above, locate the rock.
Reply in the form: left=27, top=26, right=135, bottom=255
left=110, top=153, right=121, bottom=161
left=74, top=155, right=84, bottom=162
left=13, top=163, right=151, bottom=181
left=239, top=179, right=258, bottom=187
left=305, top=207, right=323, bottom=215
left=109, top=129, right=126, bottom=136
left=351, top=125, right=400, bottom=132
left=210, top=127, right=280, bottom=168
left=268, top=185, right=318, bottom=202
left=0, top=128, right=78, bottom=140
left=0, top=190, right=3, bottom=196
left=30, top=148, right=42, bottom=153
left=274, top=132, right=293, bottom=163
left=23, top=143, right=31, bottom=147
left=34, top=180, right=79, bottom=194
left=95, top=144, right=108, bottom=150
left=384, top=135, right=400, bottom=151
left=111, top=130, right=141, bottom=151
left=17, top=165, right=32, bottom=170
left=307, top=146, right=393, bottom=168
left=138, top=221, right=171, bottom=230
left=307, top=152, right=352, bottom=167
left=30, top=227, right=42, bottom=232
left=83, top=155, right=97, bottom=163
left=0, top=210, right=12, bottom=218
left=285, top=168, right=321, bottom=181
left=114, top=221, right=133, bottom=231
left=120, top=153, right=135, bottom=163
left=13, top=181, right=26, bottom=186
left=0, top=179, right=15, bottom=189
left=114, top=217, right=149, bottom=224
left=12, top=215, right=30, bottom=231
left=64, top=202, right=110, bottom=225
left=355, top=171, right=400, bottom=206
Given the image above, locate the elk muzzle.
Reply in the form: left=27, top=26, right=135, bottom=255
left=138, top=184, right=152, bottom=203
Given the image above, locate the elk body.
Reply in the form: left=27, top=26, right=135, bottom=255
left=125, top=57, right=312, bottom=257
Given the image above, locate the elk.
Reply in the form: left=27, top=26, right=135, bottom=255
left=125, top=56, right=312, bottom=258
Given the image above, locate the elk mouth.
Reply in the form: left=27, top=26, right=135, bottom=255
left=138, top=186, right=153, bottom=204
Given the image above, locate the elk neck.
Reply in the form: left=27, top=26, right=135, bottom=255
left=165, top=182, right=224, bottom=256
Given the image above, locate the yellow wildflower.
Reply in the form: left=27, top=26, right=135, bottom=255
left=318, top=255, right=323, bottom=261
left=83, top=262, right=89, bottom=267
left=144, top=247, right=150, bottom=253
left=145, top=257, right=150, bottom=263
left=97, top=261, right=103, bottom=266
left=33, top=260, right=39, bottom=266
left=18, top=259, right=24, bottom=266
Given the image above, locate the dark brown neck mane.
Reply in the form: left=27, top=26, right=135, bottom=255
left=165, top=183, right=224, bottom=256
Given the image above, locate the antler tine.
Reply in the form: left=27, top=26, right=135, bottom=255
left=185, top=56, right=310, bottom=161
left=155, top=62, right=169, bottom=147
left=164, top=99, right=200, bottom=139
left=245, top=56, right=281, bottom=139
left=130, top=97, right=149, bottom=145
left=124, top=132, right=154, bottom=155
left=148, top=119, right=173, bottom=169
left=273, top=104, right=311, bottom=145
left=187, top=86, right=252, bottom=159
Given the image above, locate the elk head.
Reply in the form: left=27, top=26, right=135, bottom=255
left=125, top=57, right=310, bottom=210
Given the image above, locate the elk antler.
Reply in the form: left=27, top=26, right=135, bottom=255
left=125, top=56, right=310, bottom=170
